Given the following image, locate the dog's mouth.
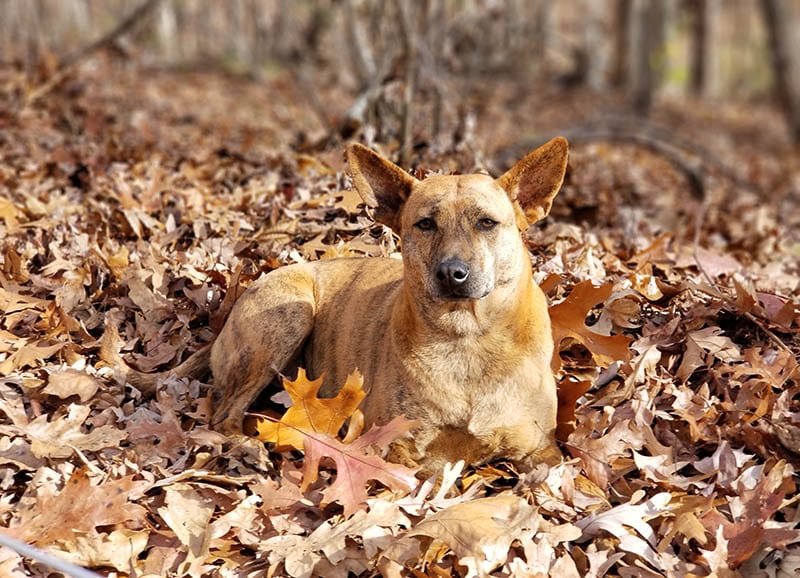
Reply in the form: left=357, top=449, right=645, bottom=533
left=436, top=286, right=491, bottom=301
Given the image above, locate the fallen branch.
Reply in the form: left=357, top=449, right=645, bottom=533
left=0, top=533, right=102, bottom=578
left=24, top=0, right=162, bottom=107
left=496, top=115, right=763, bottom=200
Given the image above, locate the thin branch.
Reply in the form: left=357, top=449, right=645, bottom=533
left=0, top=533, right=103, bottom=578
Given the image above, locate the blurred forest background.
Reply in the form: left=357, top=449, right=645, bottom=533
left=2, top=2, right=800, bottom=576
left=3, top=0, right=800, bottom=159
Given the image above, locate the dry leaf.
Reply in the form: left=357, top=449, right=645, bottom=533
left=549, top=281, right=633, bottom=372
left=7, top=468, right=149, bottom=546
left=158, top=484, right=215, bottom=559
left=25, top=404, right=128, bottom=459
left=556, top=377, right=592, bottom=442
left=43, top=368, right=101, bottom=402
left=0, top=198, right=21, bottom=230
left=255, top=369, right=367, bottom=451
left=383, top=494, right=542, bottom=575
left=0, top=340, right=66, bottom=374
left=301, top=417, right=420, bottom=517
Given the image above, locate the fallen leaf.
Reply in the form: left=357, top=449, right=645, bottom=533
left=383, top=494, right=543, bottom=575
left=301, top=416, right=420, bottom=517
left=549, top=281, right=633, bottom=372
left=255, top=369, right=367, bottom=451
left=0, top=198, right=21, bottom=230
left=158, top=484, right=215, bottom=559
left=556, top=377, right=592, bottom=442
left=25, top=404, right=128, bottom=459
left=43, top=368, right=101, bottom=402
left=6, top=468, right=149, bottom=546
left=692, top=246, right=742, bottom=278
left=577, top=492, right=672, bottom=568
left=629, top=264, right=664, bottom=300
left=68, top=529, right=150, bottom=572
left=0, top=340, right=66, bottom=374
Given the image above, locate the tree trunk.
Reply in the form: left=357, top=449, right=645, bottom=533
left=687, top=0, right=708, bottom=95
left=648, top=0, right=666, bottom=92
left=760, top=0, right=800, bottom=144
left=629, top=0, right=652, bottom=115
left=395, top=0, right=417, bottom=167
left=584, top=0, right=607, bottom=90
left=343, top=0, right=376, bottom=89
left=611, top=0, right=632, bottom=88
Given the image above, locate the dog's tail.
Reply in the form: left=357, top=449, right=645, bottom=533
left=99, top=312, right=212, bottom=395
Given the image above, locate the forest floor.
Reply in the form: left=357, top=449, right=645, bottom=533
left=0, top=59, right=799, bottom=577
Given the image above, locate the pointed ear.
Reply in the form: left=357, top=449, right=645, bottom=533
left=496, top=137, right=569, bottom=227
left=346, top=143, right=417, bottom=231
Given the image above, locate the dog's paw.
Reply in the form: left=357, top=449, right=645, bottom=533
left=386, top=439, right=423, bottom=471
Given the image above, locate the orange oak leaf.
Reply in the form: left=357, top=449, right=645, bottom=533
left=301, top=416, right=420, bottom=517
left=549, top=281, right=633, bottom=372
left=255, top=369, right=367, bottom=451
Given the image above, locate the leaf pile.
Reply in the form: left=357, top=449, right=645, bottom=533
left=1, top=63, right=799, bottom=577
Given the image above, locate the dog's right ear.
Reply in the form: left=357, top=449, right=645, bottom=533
left=346, top=143, right=417, bottom=232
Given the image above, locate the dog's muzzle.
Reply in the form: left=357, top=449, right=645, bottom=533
left=435, top=259, right=482, bottom=299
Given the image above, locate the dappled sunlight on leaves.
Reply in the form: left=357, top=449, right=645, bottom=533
left=0, top=59, right=798, bottom=577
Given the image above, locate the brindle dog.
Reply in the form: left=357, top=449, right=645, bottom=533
left=126, top=138, right=569, bottom=472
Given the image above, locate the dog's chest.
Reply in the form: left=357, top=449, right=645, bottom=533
left=405, top=338, right=535, bottom=413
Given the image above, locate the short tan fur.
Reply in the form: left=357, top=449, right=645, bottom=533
left=130, top=138, right=569, bottom=473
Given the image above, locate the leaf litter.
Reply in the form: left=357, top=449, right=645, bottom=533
left=0, top=63, right=798, bottom=577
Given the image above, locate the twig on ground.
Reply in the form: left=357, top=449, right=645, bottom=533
left=0, top=533, right=103, bottom=578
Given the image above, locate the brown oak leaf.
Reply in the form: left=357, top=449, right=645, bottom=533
left=549, top=281, right=633, bottom=372
left=6, top=468, right=149, bottom=546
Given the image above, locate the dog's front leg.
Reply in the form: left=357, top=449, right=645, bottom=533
left=209, top=266, right=317, bottom=435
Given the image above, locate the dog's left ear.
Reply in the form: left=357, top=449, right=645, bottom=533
left=346, top=143, right=418, bottom=232
left=497, top=137, right=569, bottom=227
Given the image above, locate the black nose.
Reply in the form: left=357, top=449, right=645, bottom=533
left=436, top=259, right=470, bottom=288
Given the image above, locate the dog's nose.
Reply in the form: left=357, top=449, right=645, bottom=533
left=436, top=259, right=470, bottom=287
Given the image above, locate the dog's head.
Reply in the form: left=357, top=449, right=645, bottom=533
left=347, top=138, right=568, bottom=302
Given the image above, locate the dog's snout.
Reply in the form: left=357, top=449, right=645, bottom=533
left=436, top=259, right=470, bottom=287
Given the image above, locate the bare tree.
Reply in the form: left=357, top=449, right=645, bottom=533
left=629, top=0, right=652, bottom=114
left=611, top=0, right=632, bottom=88
left=395, top=0, right=418, bottom=167
left=686, top=0, right=709, bottom=95
left=760, top=0, right=800, bottom=143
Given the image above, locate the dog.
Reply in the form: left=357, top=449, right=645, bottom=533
left=123, top=137, right=569, bottom=472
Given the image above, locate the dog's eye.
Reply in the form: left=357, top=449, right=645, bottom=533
left=477, top=218, right=498, bottom=230
left=415, top=218, right=436, bottom=231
